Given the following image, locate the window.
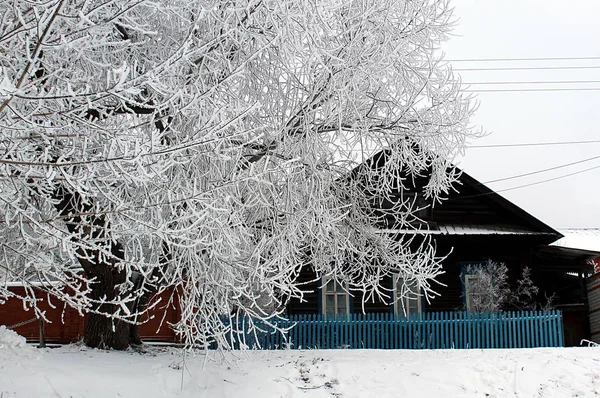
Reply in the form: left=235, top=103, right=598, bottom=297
left=461, top=261, right=498, bottom=312
left=464, top=273, right=496, bottom=312
left=394, top=276, right=421, bottom=316
left=322, top=278, right=350, bottom=315
left=464, top=274, right=483, bottom=312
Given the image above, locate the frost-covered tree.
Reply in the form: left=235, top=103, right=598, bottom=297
left=463, top=261, right=552, bottom=312
left=0, top=0, right=476, bottom=349
left=463, top=261, right=511, bottom=312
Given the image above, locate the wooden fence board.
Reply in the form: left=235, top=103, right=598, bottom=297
left=226, top=311, right=565, bottom=350
left=2, top=289, right=564, bottom=350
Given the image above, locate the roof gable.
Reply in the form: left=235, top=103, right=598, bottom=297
left=353, top=148, right=561, bottom=241
left=437, top=168, right=560, bottom=237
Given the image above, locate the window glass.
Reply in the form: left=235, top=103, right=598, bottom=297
left=337, top=296, right=347, bottom=314
left=395, top=277, right=403, bottom=293
left=326, top=295, right=336, bottom=315
left=465, top=274, right=492, bottom=312
left=322, top=278, right=350, bottom=315
left=407, top=296, right=419, bottom=313
left=326, top=279, right=335, bottom=292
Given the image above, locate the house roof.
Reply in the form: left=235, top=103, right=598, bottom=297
left=375, top=224, right=557, bottom=236
left=358, top=147, right=562, bottom=243
left=450, top=169, right=561, bottom=240
left=534, top=229, right=600, bottom=273
left=551, top=228, right=600, bottom=254
left=534, top=245, right=599, bottom=273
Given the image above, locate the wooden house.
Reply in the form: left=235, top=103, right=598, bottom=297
left=587, top=273, right=600, bottom=344
left=544, top=229, right=600, bottom=344
left=2, top=149, right=596, bottom=347
left=286, top=150, right=596, bottom=345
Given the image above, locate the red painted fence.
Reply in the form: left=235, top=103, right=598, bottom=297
left=0, top=287, right=180, bottom=343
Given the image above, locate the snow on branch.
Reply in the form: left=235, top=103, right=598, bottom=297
left=0, top=0, right=477, bottom=349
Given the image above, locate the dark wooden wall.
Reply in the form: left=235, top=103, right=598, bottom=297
left=286, top=235, right=547, bottom=315
left=429, top=235, right=537, bottom=311
left=285, top=267, right=394, bottom=315
left=285, top=268, right=320, bottom=315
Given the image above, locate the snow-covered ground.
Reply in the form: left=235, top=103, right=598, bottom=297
left=0, top=326, right=598, bottom=397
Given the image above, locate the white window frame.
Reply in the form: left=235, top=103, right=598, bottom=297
left=322, top=277, right=350, bottom=315
left=393, top=275, right=422, bottom=316
left=464, top=273, right=489, bottom=312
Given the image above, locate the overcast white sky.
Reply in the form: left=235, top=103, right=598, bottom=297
left=444, top=0, right=600, bottom=229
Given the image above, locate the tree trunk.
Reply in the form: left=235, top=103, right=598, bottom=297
left=53, top=186, right=141, bottom=350
left=82, top=261, right=160, bottom=349
left=82, top=264, right=133, bottom=350
left=51, top=155, right=170, bottom=349
left=84, top=313, right=131, bottom=350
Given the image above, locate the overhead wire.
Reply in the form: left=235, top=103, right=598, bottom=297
left=481, top=154, right=600, bottom=184
left=10, top=55, right=600, bottom=212
left=471, top=163, right=600, bottom=198
left=467, top=139, right=600, bottom=148
left=5, top=150, right=599, bottom=220
left=463, top=80, right=600, bottom=85
left=454, top=65, right=600, bottom=71
left=448, top=56, right=600, bottom=93
left=345, top=139, right=600, bottom=150
left=453, top=57, right=600, bottom=192
left=451, top=56, right=600, bottom=91
left=463, top=87, right=600, bottom=92
left=447, top=56, right=600, bottom=62
left=451, top=56, right=600, bottom=191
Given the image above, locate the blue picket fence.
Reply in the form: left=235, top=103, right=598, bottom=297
left=226, top=310, right=564, bottom=350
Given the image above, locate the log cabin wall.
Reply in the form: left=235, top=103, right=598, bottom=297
left=285, top=267, right=393, bottom=315
left=285, top=235, right=546, bottom=315
left=426, top=235, right=543, bottom=312
left=285, top=266, right=321, bottom=315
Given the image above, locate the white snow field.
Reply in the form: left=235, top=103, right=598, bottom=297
left=0, top=326, right=598, bottom=397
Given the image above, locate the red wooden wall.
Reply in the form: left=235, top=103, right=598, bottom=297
left=588, top=272, right=600, bottom=344
left=0, top=287, right=180, bottom=343
left=592, top=258, right=600, bottom=274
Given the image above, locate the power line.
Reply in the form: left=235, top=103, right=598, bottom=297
left=463, top=80, right=600, bottom=85
left=464, top=87, right=600, bottom=93
left=482, top=154, right=600, bottom=184
left=336, top=146, right=600, bottom=194
left=454, top=65, right=600, bottom=71
left=494, top=163, right=600, bottom=194
left=346, top=139, right=600, bottom=150
left=457, top=163, right=600, bottom=200
left=448, top=56, right=600, bottom=62
left=467, top=139, right=600, bottom=148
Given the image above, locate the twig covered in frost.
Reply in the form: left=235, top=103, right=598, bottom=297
left=0, top=0, right=478, bottom=349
